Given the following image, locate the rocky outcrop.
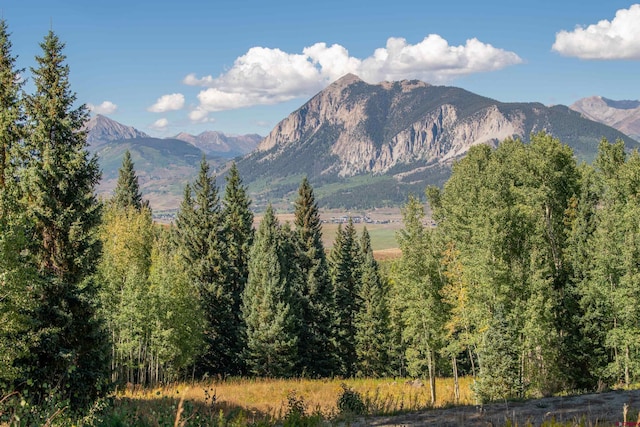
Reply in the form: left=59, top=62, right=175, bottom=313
left=257, top=75, right=529, bottom=177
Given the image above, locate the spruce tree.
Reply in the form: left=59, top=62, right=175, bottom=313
left=16, top=30, right=108, bottom=408
left=112, top=149, right=144, bottom=210
left=175, top=157, right=231, bottom=375
left=220, top=162, right=254, bottom=374
left=242, top=205, right=298, bottom=377
left=355, top=227, right=391, bottom=377
left=0, top=20, right=29, bottom=390
left=293, top=177, right=335, bottom=376
left=329, top=218, right=361, bottom=377
left=0, top=19, right=22, bottom=190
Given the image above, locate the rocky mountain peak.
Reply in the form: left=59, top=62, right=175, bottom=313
left=85, top=114, right=149, bottom=146
left=571, top=96, right=640, bottom=140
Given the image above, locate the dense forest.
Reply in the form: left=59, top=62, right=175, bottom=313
left=2, top=19, right=640, bottom=424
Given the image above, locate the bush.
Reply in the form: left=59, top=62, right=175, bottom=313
left=336, top=383, right=366, bottom=416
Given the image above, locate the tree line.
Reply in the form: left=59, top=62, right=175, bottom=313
left=2, top=19, right=640, bottom=420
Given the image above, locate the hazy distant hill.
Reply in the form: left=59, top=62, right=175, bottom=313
left=237, top=74, right=638, bottom=209
left=173, top=131, right=262, bottom=157
left=570, top=96, right=640, bottom=141
left=94, top=137, right=214, bottom=211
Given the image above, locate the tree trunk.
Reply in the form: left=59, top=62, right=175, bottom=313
left=452, top=356, right=460, bottom=403
left=428, top=349, right=436, bottom=405
left=625, top=344, right=630, bottom=387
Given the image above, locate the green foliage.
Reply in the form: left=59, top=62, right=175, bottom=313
left=175, top=157, right=237, bottom=375
left=242, top=205, right=299, bottom=377
left=10, top=29, right=109, bottom=410
left=220, top=162, right=254, bottom=375
left=329, top=219, right=361, bottom=377
left=111, top=150, right=144, bottom=211
left=336, top=383, right=366, bottom=416
left=0, top=19, right=23, bottom=190
left=355, top=228, right=392, bottom=377
left=293, top=177, right=335, bottom=376
left=473, top=305, right=522, bottom=403
left=394, top=195, right=445, bottom=403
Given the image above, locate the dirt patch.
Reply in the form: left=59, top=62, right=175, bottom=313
left=355, top=389, right=640, bottom=426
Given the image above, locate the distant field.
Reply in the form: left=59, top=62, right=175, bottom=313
left=260, top=208, right=406, bottom=253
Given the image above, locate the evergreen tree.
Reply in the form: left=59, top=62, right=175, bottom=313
left=242, top=205, right=298, bottom=377
left=355, top=227, right=391, bottom=377
left=329, top=219, right=361, bottom=376
left=293, top=177, right=335, bottom=376
left=112, top=150, right=144, bottom=211
left=15, top=30, right=108, bottom=408
left=175, top=157, right=232, bottom=375
left=0, top=20, right=29, bottom=390
left=473, top=305, right=522, bottom=403
left=0, top=19, right=22, bottom=190
left=220, top=162, right=254, bottom=374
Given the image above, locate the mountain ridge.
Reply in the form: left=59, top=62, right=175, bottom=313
left=570, top=96, right=640, bottom=140
left=238, top=75, right=638, bottom=209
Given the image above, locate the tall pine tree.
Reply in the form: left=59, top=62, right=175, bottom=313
left=220, top=162, right=254, bottom=374
left=16, top=30, right=108, bottom=408
left=329, top=218, right=361, bottom=377
left=355, top=227, right=391, bottom=377
left=112, top=149, right=144, bottom=211
left=242, top=205, right=298, bottom=377
left=293, top=177, right=335, bottom=376
left=0, top=20, right=30, bottom=390
left=0, top=19, right=22, bottom=190
left=175, top=157, right=234, bottom=375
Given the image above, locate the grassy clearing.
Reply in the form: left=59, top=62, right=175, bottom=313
left=110, top=376, right=475, bottom=425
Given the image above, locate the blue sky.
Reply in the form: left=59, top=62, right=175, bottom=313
left=2, top=1, right=639, bottom=137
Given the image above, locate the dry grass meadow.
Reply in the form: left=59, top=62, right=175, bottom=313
left=116, top=376, right=475, bottom=423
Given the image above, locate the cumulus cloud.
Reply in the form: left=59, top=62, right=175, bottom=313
left=150, top=118, right=169, bottom=130
left=185, top=35, right=522, bottom=112
left=553, top=4, right=640, bottom=59
left=148, top=93, right=185, bottom=113
left=188, top=107, right=215, bottom=124
left=87, top=101, right=118, bottom=115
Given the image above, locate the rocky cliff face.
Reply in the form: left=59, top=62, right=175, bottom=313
left=256, top=74, right=529, bottom=177
left=237, top=74, right=638, bottom=208
left=571, top=96, right=640, bottom=140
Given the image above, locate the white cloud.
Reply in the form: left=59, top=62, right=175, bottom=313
left=553, top=4, right=640, bottom=59
left=148, top=93, right=185, bottom=113
left=87, top=101, right=118, bottom=115
left=186, top=36, right=522, bottom=112
left=188, top=107, right=215, bottom=123
left=150, top=118, right=169, bottom=130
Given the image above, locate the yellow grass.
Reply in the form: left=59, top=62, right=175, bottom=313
left=122, top=376, right=475, bottom=420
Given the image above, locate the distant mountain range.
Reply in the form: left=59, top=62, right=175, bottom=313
left=570, top=96, right=640, bottom=141
left=86, top=114, right=261, bottom=211
left=86, top=77, right=640, bottom=212
left=173, top=131, right=262, bottom=158
left=236, top=74, right=638, bottom=209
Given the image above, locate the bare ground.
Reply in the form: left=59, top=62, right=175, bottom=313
left=353, top=389, right=640, bottom=426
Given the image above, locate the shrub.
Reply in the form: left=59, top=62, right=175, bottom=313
left=336, top=383, right=366, bottom=416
